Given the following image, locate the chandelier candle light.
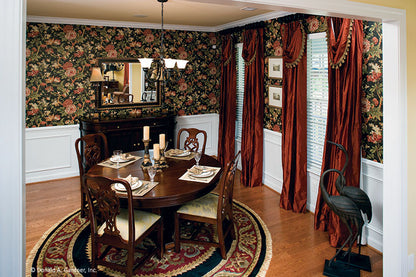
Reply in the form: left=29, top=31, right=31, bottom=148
left=139, top=0, right=188, bottom=84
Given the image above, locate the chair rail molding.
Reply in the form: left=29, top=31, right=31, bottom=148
left=25, top=125, right=80, bottom=183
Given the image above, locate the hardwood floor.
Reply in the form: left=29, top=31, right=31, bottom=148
left=26, top=171, right=382, bottom=276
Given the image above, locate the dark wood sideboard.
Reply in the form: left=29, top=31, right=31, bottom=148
left=79, top=115, right=176, bottom=154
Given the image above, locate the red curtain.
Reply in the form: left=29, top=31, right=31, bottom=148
left=240, top=28, right=264, bottom=187
left=314, top=18, right=363, bottom=247
left=280, top=21, right=307, bottom=212
left=218, top=34, right=237, bottom=167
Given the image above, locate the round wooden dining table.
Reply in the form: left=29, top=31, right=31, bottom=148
left=87, top=151, right=223, bottom=209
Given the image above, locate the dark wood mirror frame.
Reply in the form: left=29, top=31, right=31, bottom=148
left=95, top=58, right=163, bottom=110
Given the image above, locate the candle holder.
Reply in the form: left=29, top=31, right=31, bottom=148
left=159, top=148, right=168, bottom=168
left=142, top=139, right=152, bottom=167
left=154, top=157, right=161, bottom=170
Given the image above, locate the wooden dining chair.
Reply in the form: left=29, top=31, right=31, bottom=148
left=176, top=128, right=207, bottom=155
left=174, top=151, right=240, bottom=259
left=75, top=133, right=109, bottom=218
left=85, top=175, right=163, bottom=277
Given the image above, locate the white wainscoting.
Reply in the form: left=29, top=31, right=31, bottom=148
left=25, top=125, right=80, bottom=183
left=175, top=113, right=219, bottom=156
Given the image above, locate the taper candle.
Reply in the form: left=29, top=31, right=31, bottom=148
left=153, top=143, right=160, bottom=160
left=143, top=126, right=149, bottom=140
left=159, top=134, right=165, bottom=149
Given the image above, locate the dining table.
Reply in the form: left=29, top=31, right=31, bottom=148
left=86, top=150, right=223, bottom=247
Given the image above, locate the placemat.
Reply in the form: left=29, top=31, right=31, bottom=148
left=179, top=165, right=221, bottom=183
left=98, top=155, right=142, bottom=169
left=112, top=180, right=158, bottom=196
left=165, top=149, right=196, bottom=160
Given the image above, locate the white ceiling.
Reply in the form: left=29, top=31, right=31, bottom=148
left=26, top=0, right=294, bottom=31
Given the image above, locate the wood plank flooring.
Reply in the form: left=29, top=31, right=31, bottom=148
left=26, top=171, right=382, bottom=276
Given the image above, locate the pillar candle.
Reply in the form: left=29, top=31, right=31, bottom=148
left=153, top=143, right=160, bottom=160
left=143, top=126, right=149, bottom=140
left=159, top=134, right=165, bottom=149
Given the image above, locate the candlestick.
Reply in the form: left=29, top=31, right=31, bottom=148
left=159, top=147, right=168, bottom=168
left=141, top=139, right=152, bottom=167
left=153, top=144, right=160, bottom=160
left=159, top=134, right=165, bottom=150
left=143, top=126, right=150, bottom=140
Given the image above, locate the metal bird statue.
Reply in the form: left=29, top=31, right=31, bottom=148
left=319, top=168, right=364, bottom=268
left=327, top=140, right=372, bottom=255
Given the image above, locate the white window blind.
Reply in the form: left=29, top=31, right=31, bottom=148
left=307, top=32, right=328, bottom=174
left=235, top=43, right=245, bottom=140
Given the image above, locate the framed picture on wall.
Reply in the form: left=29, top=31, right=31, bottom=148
left=269, top=86, right=282, bottom=108
left=268, top=57, right=283, bottom=79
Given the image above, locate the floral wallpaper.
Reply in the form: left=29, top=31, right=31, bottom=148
left=263, top=16, right=383, bottom=163
left=26, top=23, right=220, bottom=127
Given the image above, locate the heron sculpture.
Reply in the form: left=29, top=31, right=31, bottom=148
left=327, top=140, right=372, bottom=256
left=319, top=168, right=364, bottom=268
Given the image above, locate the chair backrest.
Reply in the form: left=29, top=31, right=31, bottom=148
left=217, top=151, right=240, bottom=221
left=75, top=133, right=109, bottom=177
left=85, top=175, right=135, bottom=243
left=176, top=128, right=207, bottom=154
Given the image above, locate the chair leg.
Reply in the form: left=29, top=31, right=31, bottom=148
left=126, top=247, right=134, bottom=277
left=174, top=214, right=181, bottom=253
left=81, top=189, right=86, bottom=218
left=217, top=223, right=226, bottom=259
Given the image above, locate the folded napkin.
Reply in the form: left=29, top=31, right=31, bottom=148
left=121, top=174, right=139, bottom=184
left=120, top=153, right=135, bottom=161
left=187, top=166, right=215, bottom=175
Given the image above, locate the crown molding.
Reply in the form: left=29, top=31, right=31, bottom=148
left=27, top=11, right=292, bottom=33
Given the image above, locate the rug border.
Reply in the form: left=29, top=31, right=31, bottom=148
left=26, top=199, right=272, bottom=277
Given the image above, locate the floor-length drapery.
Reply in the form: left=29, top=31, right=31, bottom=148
left=279, top=21, right=307, bottom=212
left=218, top=34, right=237, bottom=167
left=240, top=28, right=264, bottom=188
left=314, top=18, right=364, bottom=247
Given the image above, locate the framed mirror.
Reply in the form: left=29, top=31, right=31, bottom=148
left=95, top=58, right=162, bottom=109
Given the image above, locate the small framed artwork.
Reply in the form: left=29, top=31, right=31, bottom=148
left=268, top=57, right=283, bottom=79
left=269, top=86, right=282, bottom=108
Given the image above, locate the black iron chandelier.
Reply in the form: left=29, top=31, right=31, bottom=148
left=139, top=0, right=188, bottom=83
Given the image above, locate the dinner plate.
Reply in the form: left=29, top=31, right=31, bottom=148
left=174, top=151, right=191, bottom=157
left=114, top=180, right=143, bottom=191
left=189, top=170, right=214, bottom=178
left=110, top=157, right=130, bottom=163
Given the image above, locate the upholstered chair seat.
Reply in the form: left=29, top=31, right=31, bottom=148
left=98, top=209, right=161, bottom=241
left=176, top=193, right=218, bottom=219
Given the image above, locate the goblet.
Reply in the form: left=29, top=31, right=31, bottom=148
left=148, top=166, right=157, bottom=183
left=113, top=150, right=122, bottom=168
left=194, top=151, right=202, bottom=166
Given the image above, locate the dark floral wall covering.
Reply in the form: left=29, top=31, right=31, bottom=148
left=26, top=23, right=220, bottom=127
left=263, top=16, right=383, bottom=163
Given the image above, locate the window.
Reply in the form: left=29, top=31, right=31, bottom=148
left=306, top=32, right=328, bottom=174
left=235, top=43, right=245, bottom=140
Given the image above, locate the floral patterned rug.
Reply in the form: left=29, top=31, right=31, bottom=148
left=26, top=200, right=272, bottom=277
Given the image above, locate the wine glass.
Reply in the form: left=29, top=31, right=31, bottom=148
left=113, top=150, right=122, bottom=168
left=148, top=166, right=157, bottom=183
left=194, top=151, right=202, bottom=166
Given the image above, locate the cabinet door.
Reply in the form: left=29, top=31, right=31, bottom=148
left=106, top=129, right=141, bottom=153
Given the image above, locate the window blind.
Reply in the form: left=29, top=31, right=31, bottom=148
left=306, top=32, right=328, bottom=174
left=235, top=43, right=245, bottom=140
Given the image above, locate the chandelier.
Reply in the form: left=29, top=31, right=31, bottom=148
left=139, top=0, right=188, bottom=83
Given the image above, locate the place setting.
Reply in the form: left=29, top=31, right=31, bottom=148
left=112, top=165, right=159, bottom=197
left=98, top=150, right=142, bottom=169
left=165, top=148, right=196, bottom=160
left=179, top=152, right=220, bottom=183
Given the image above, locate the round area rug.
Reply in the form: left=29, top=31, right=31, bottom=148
left=27, top=200, right=272, bottom=277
